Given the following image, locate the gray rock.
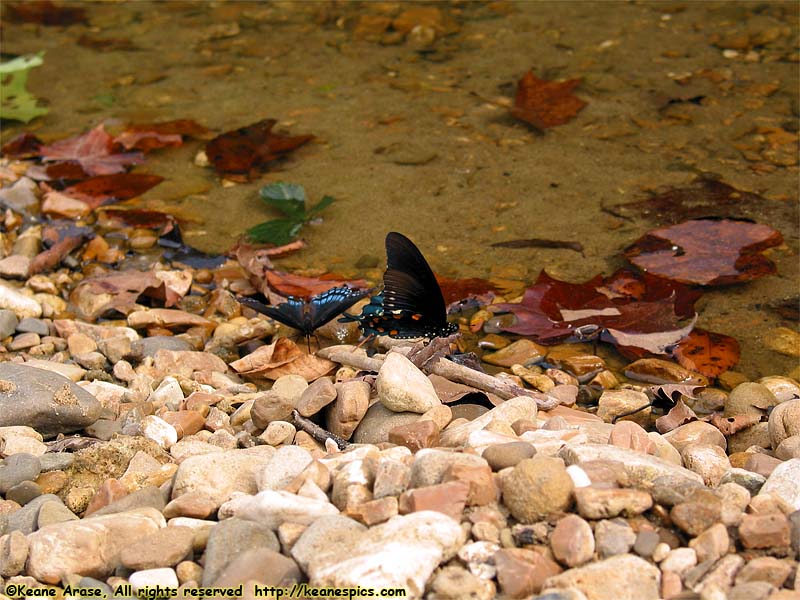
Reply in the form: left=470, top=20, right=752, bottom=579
left=352, top=402, right=421, bottom=445
left=594, top=519, right=636, bottom=558
left=0, top=453, right=41, bottom=494
left=719, top=468, right=766, bottom=495
left=789, top=510, right=799, bottom=558
left=5, top=480, right=42, bottom=505
left=0, top=363, right=101, bottom=436
left=201, top=517, right=280, bottom=586
left=410, top=449, right=489, bottom=488
left=37, top=500, right=79, bottom=528
left=16, top=318, right=49, bottom=336
left=78, top=577, right=113, bottom=599
left=6, top=494, right=62, bottom=535
left=0, top=310, right=19, bottom=339
left=213, top=548, right=302, bottom=588
left=38, top=453, right=74, bottom=472
left=759, top=458, right=800, bottom=510
left=290, top=515, right=366, bottom=572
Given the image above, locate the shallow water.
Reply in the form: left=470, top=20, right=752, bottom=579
left=3, top=1, right=798, bottom=377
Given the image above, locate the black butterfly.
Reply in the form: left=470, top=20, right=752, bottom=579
left=342, top=232, right=459, bottom=339
left=239, top=285, right=369, bottom=349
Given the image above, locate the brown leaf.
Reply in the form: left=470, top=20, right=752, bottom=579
left=40, top=125, right=144, bottom=176
left=625, top=218, right=783, bottom=286
left=265, top=271, right=369, bottom=299
left=114, top=119, right=211, bottom=152
left=709, top=413, right=762, bottom=436
left=435, top=274, right=499, bottom=305
left=4, top=1, right=86, bottom=25
left=230, top=337, right=336, bottom=381
left=655, top=399, right=698, bottom=433
left=205, top=119, right=313, bottom=181
left=672, top=328, right=740, bottom=378
left=68, top=271, right=166, bottom=321
left=59, top=173, right=164, bottom=209
left=1, top=133, right=43, bottom=158
left=510, top=70, right=587, bottom=129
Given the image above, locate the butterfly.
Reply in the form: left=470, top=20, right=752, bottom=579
left=239, top=285, right=369, bottom=350
left=341, top=232, right=459, bottom=339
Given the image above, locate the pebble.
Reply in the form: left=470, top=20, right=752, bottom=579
left=119, top=526, right=195, bottom=570
left=0, top=453, right=42, bottom=494
left=389, top=419, right=439, bottom=452
left=573, top=487, right=653, bottom=519
left=328, top=380, right=370, bottom=439
left=725, top=382, right=778, bottom=417
left=376, top=352, right=441, bottom=413
left=597, top=389, right=651, bottom=426
left=550, top=514, right=594, bottom=567
left=662, top=420, right=727, bottom=452
left=129, top=567, right=179, bottom=591
left=256, top=445, right=313, bottom=491
left=689, top=522, right=729, bottom=563
left=594, top=519, right=636, bottom=558
left=297, top=377, right=337, bottom=417
left=219, top=490, right=339, bottom=529
left=681, top=443, right=731, bottom=486
left=200, top=517, right=279, bottom=585
left=502, top=457, right=573, bottom=523
left=494, top=547, right=562, bottom=598
left=482, top=441, right=536, bottom=470
left=440, top=396, right=538, bottom=447
left=768, top=399, right=800, bottom=449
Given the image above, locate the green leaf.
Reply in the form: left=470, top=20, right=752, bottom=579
left=308, top=195, right=335, bottom=216
left=0, top=52, right=48, bottom=123
left=258, top=182, right=307, bottom=219
left=246, top=218, right=304, bottom=246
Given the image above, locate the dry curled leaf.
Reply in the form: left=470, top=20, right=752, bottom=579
left=230, top=337, right=336, bottom=381
left=511, top=70, right=587, bottom=129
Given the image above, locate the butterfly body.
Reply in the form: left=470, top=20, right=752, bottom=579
left=239, top=285, right=368, bottom=337
left=342, top=232, right=458, bottom=339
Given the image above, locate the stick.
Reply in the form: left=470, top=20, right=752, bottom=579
left=292, top=410, right=349, bottom=450
left=427, top=357, right=558, bottom=409
left=316, top=345, right=385, bottom=372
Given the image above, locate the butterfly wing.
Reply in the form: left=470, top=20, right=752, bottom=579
left=238, top=295, right=310, bottom=333
left=379, top=232, right=457, bottom=338
left=308, top=286, right=370, bottom=330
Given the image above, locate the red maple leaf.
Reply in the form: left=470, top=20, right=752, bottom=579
left=59, top=173, right=164, bottom=209
left=114, top=119, right=211, bottom=152
left=40, top=124, right=144, bottom=176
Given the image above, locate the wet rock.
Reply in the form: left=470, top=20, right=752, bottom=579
left=0, top=363, right=101, bottom=436
left=624, top=358, right=707, bottom=386
left=482, top=441, right=536, bottom=471
left=171, top=447, right=276, bottom=508
left=725, top=382, right=778, bottom=417
left=377, top=352, right=441, bottom=413
left=768, top=399, right=800, bottom=449
left=597, top=389, right=651, bottom=426
left=502, top=457, right=573, bottom=523
left=26, top=508, right=163, bottom=583
left=551, top=515, right=594, bottom=567
left=482, top=339, right=545, bottom=367
left=494, top=547, right=562, bottom=598
left=119, top=526, right=194, bottom=570
left=681, top=443, right=731, bottom=486
left=758, top=376, right=800, bottom=402
left=574, top=487, right=653, bottom=519
left=219, top=490, right=338, bottom=529
left=594, top=519, right=636, bottom=558
left=759, top=458, right=800, bottom=510
left=300, top=511, right=465, bottom=597
left=201, top=517, right=279, bottom=585
left=543, top=554, right=660, bottom=600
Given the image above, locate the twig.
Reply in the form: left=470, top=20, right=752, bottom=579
left=427, top=357, right=558, bottom=410
left=292, top=410, right=349, bottom=451
left=316, top=345, right=384, bottom=371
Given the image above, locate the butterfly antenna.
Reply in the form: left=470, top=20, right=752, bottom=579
left=353, top=333, right=375, bottom=351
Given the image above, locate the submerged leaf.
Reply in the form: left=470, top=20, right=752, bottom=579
left=205, top=119, right=313, bottom=181
left=510, top=70, right=587, bottom=129
left=40, top=124, right=144, bottom=176
left=60, top=173, right=164, bottom=209
left=4, top=1, right=86, bottom=25
left=246, top=218, right=304, bottom=246
left=625, top=218, right=783, bottom=286
left=258, top=182, right=307, bottom=219
left=671, top=328, right=740, bottom=378
left=114, top=119, right=210, bottom=151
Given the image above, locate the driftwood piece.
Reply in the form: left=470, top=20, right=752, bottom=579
left=292, top=410, right=349, bottom=450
